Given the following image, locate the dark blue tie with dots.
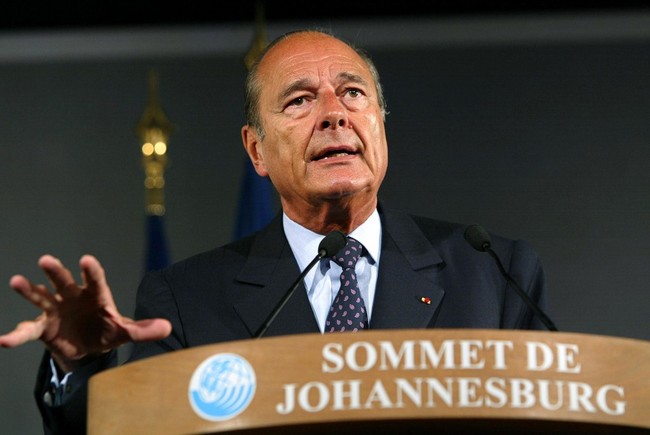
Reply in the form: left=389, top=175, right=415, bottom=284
left=325, top=237, right=368, bottom=332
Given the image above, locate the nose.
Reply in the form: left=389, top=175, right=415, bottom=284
left=321, top=118, right=345, bottom=129
left=318, top=93, right=349, bottom=130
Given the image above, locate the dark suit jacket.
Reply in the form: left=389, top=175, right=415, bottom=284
left=36, top=205, right=550, bottom=433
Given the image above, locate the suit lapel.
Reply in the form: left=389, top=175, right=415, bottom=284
left=231, top=207, right=446, bottom=335
left=370, top=208, right=445, bottom=329
left=233, top=214, right=320, bottom=337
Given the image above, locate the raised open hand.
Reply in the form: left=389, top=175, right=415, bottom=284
left=0, top=254, right=171, bottom=372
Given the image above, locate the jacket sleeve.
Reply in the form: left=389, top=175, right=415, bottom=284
left=34, top=350, right=117, bottom=435
left=500, top=238, right=552, bottom=330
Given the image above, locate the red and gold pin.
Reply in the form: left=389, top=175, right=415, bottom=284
left=420, top=296, right=431, bottom=305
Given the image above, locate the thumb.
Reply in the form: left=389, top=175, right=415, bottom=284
left=123, top=318, right=172, bottom=342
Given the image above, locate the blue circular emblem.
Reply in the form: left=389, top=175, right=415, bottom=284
left=188, top=353, right=257, bottom=421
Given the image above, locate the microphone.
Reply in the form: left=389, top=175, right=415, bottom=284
left=255, top=230, right=347, bottom=338
left=464, top=224, right=558, bottom=332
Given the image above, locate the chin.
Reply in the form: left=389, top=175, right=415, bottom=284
left=321, top=183, right=373, bottom=201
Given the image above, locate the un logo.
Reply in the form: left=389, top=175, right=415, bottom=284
left=188, top=353, right=257, bottom=421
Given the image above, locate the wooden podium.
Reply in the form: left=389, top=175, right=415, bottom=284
left=88, top=329, right=650, bottom=434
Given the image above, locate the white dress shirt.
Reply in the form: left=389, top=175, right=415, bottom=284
left=283, top=210, right=382, bottom=332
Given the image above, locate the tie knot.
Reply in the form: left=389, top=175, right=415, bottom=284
left=332, top=237, right=363, bottom=270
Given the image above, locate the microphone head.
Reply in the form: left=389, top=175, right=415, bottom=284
left=464, top=224, right=492, bottom=252
left=318, top=231, right=347, bottom=257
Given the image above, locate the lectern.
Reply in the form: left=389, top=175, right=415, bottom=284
left=88, top=329, right=650, bottom=434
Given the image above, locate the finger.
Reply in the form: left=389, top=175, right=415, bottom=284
left=79, top=255, right=107, bottom=288
left=38, top=255, right=80, bottom=298
left=121, top=318, right=172, bottom=342
left=9, top=275, right=58, bottom=312
left=79, top=255, right=117, bottom=306
left=112, top=312, right=172, bottom=341
left=0, top=318, right=46, bottom=348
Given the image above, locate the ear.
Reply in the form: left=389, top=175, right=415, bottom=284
left=241, top=125, right=269, bottom=177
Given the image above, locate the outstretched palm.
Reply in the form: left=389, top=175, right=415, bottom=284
left=0, top=254, right=171, bottom=372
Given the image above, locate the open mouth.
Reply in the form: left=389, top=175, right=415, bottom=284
left=313, top=148, right=357, bottom=161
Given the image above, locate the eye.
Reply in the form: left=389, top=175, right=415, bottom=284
left=347, top=89, right=362, bottom=98
left=288, top=96, right=306, bottom=107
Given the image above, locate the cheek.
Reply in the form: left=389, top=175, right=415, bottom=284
left=362, top=114, right=388, bottom=159
left=261, top=141, right=298, bottom=179
left=271, top=124, right=309, bottom=161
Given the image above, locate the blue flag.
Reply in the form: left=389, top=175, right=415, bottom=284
left=233, top=158, right=275, bottom=240
left=145, top=214, right=171, bottom=272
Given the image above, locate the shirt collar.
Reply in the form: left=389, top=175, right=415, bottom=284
left=347, top=210, right=380, bottom=265
left=283, top=209, right=381, bottom=271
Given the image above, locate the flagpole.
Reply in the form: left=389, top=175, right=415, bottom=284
left=137, top=70, right=173, bottom=271
left=233, top=2, right=276, bottom=240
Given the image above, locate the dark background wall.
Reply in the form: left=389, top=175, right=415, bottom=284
left=1, top=7, right=649, bottom=433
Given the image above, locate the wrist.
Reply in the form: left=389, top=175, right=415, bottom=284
left=51, top=350, right=110, bottom=374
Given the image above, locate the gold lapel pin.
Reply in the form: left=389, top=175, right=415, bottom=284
left=420, top=296, right=432, bottom=305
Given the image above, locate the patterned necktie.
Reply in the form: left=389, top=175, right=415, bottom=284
left=325, top=237, right=368, bottom=332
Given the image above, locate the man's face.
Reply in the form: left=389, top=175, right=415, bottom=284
left=243, top=32, right=388, bottom=218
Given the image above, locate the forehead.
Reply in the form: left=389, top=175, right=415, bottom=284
left=257, top=33, right=372, bottom=86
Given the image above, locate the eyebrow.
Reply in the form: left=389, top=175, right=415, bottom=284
left=337, top=72, right=369, bottom=88
left=279, top=72, right=370, bottom=101
left=279, top=78, right=312, bottom=102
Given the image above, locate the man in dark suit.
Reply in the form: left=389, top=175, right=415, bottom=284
left=0, top=29, right=549, bottom=434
